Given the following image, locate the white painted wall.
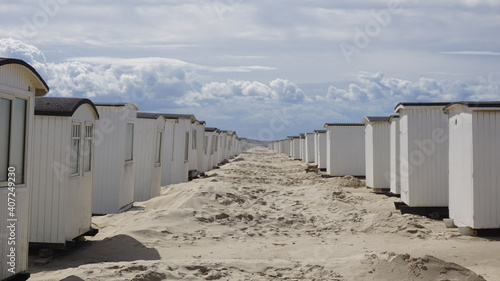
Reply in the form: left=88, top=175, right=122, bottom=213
left=0, top=61, right=48, bottom=280
left=31, top=103, right=97, bottom=246
left=325, top=124, right=365, bottom=176
left=134, top=115, right=165, bottom=202
left=292, top=138, right=301, bottom=160
left=93, top=104, right=137, bottom=214
left=364, top=121, right=391, bottom=189
left=305, top=133, right=315, bottom=163
left=448, top=105, right=500, bottom=229
left=390, top=117, right=401, bottom=195
left=170, top=118, right=191, bottom=184
left=397, top=105, right=448, bottom=207
left=315, top=132, right=327, bottom=170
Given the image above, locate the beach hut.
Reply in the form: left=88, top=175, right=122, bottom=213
left=395, top=102, right=449, bottom=207
left=161, top=114, right=195, bottom=184
left=0, top=58, right=49, bottom=280
left=30, top=98, right=99, bottom=248
left=324, top=123, right=365, bottom=176
left=204, top=127, right=219, bottom=170
left=159, top=117, right=176, bottom=186
left=196, top=121, right=207, bottom=173
left=362, top=116, right=391, bottom=192
left=187, top=119, right=204, bottom=178
left=299, top=134, right=305, bottom=161
left=389, top=115, right=401, bottom=195
left=92, top=103, right=138, bottom=214
left=134, top=113, right=166, bottom=202
left=444, top=102, right=500, bottom=231
left=304, top=133, right=315, bottom=163
left=314, top=130, right=327, bottom=171
left=290, top=136, right=301, bottom=160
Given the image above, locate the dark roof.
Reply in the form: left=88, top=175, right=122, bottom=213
left=205, top=127, right=218, bottom=132
left=363, top=116, right=391, bottom=123
left=137, top=112, right=164, bottom=119
left=324, top=123, right=364, bottom=127
left=0, top=58, right=49, bottom=94
left=444, top=101, right=500, bottom=110
left=394, top=102, right=451, bottom=111
left=35, top=97, right=99, bottom=119
left=160, top=113, right=195, bottom=120
left=389, top=114, right=400, bottom=122
left=314, top=130, right=327, bottom=133
left=287, top=136, right=300, bottom=139
left=198, top=121, right=206, bottom=125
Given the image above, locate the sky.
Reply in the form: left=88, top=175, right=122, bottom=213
left=0, top=0, right=499, bottom=140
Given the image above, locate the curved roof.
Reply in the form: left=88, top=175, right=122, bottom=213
left=205, top=127, right=218, bottom=132
left=35, top=97, right=99, bottom=119
left=314, top=130, right=327, bottom=133
left=0, top=57, right=49, bottom=96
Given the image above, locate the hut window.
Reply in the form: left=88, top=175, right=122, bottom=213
left=155, top=130, right=162, bottom=165
left=71, top=123, right=81, bottom=175
left=184, top=131, right=189, bottom=162
left=192, top=129, right=197, bottom=150
left=83, top=123, right=93, bottom=173
left=204, top=135, right=209, bottom=154
left=0, top=98, right=11, bottom=182
left=125, top=123, right=134, bottom=162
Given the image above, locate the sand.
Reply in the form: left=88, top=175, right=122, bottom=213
left=28, top=148, right=499, bottom=280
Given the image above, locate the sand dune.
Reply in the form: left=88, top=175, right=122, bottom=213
left=29, top=148, right=497, bottom=280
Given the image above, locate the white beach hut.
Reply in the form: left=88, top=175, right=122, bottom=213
left=92, top=103, right=138, bottom=214
left=290, top=136, right=301, bottom=160
left=389, top=115, right=401, bottom=195
left=204, top=127, right=218, bottom=171
left=299, top=134, right=305, bottom=161
left=160, top=116, right=176, bottom=186
left=188, top=119, right=205, bottom=178
left=161, top=114, right=195, bottom=184
left=134, top=113, right=166, bottom=202
left=395, top=102, right=450, bottom=207
left=196, top=121, right=207, bottom=173
left=314, top=130, right=327, bottom=171
left=0, top=58, right=49, bottom=280
left=31, top=98, right=99, bottom=248
left=362, top=116, right=391, bottom=191
left=444, top=101, right=500, bottom=231
left=284, top=139, right=291, bottom=156
left=324, top=123, right=365, bottom=176
left=304, top=133, right=315, bottom=163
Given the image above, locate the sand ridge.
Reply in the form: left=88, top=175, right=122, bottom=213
left=29, top=148, right=495, bottom=280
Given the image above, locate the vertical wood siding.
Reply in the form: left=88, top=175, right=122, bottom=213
left=365, top=123, right=391, bottom=189
left=399, top=108, right=448, bottom=207
left=390, top=118, right=401, bottom=194
left=326, top=126, right=365, bottom=176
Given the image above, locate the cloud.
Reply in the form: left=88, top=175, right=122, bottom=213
left=1, top=38, right=499, bottom=139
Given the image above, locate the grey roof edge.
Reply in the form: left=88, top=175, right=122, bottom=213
left=443, top=101, right=500, bottom=111
left=313, top=130, right=327, bottom=133
left=94, top=102, right=139, bottom=110
left=394, top=102, right=452, bottom=112
left=324, top=123, right=364, bottom=127
left=35, top=97, right=99, bottom=119
left=205, top=127, right=218, bottom=132
left=362, top=116, right=391, bottom=124
left=137, top=112, right=165, bottom=119
left=0, top=58, right=49, bottom=94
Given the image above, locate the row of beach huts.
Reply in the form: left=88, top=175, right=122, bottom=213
left=0, top=58, right=250, bottom=280
left=269, top=101, right=500, bottom=236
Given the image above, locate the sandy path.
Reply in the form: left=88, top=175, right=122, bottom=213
left=29, top=148, right=498, bottom=280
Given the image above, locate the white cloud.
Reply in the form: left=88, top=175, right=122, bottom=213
left=1, top=38, right=499, bottom=139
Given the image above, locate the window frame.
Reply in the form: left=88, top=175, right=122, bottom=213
left=155, top=128, right=163, bottom=167
left=0, top=88, right=31, bottom=187
left=83, top=122, right=94, bottom=174
left=125, top=122, right=134, bottom=163
left=70, top=122, right=82, bottom=177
